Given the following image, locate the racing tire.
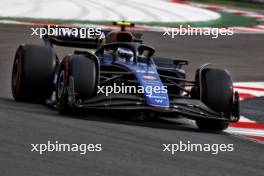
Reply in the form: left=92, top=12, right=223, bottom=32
left=11, top=44, right=57, bottom=102
left=194, top=68, right=233, bottom=131
left=56, top=54, right=98, bottom=114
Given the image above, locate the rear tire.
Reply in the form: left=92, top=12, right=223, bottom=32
left=194, top=68, right=233, bottom=131
left=11, top=45, right=57, bottom=102
left=56, top=54, right=98, bottom=114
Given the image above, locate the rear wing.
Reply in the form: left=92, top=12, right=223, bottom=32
left=43, top=34, right=100, bottom=49
left=42, top=24, right=143, bottom=49
left=42, top=25, right=102, bottom=49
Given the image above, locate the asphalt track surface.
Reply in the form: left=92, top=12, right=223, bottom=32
left=0, top=24, right=264, bottom=176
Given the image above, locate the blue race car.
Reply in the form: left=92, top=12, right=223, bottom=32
left=11, top=22, right=240, bottom=131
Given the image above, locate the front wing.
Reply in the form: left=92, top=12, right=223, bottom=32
left=68, top=93, right=239, bottom=122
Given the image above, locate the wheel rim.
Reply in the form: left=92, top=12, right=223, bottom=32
left=57, top=70, right=65, bottom=99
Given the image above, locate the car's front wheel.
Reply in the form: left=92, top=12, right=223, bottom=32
left=56, top=53, right=98, bottom=114
left=193, top=67, right=234, bottom=131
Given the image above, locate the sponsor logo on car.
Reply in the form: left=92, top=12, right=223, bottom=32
left=143, top=75, right=156, bottom=80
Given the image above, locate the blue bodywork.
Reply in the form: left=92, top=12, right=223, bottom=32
left=100, top=53, right=186, bottom=108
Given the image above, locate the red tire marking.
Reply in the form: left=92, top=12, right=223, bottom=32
left=15, top=47, right=23, bottom=95
left=58, top=56, right=70, bottom=112
left=63, top=56, right=70, bottom=85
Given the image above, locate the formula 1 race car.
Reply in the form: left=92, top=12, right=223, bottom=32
left=11, top=22, right=240, bottom=131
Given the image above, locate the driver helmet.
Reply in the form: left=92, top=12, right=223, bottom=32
left=116, top=47, right=134, bottom=62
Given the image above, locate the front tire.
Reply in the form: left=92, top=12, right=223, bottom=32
left=193, top=68, right=233, bottom=131
left=56, top=53, right=98, bottom=114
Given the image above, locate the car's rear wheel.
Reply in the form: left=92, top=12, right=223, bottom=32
left=193, top=68, right=233, bottom=131
left=11, top=45, right=57, bottom=102
left=56, top=54, right=98, bottom=114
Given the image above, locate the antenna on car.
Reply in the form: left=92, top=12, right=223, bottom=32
left=113, top=21, right=135, bottom=31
